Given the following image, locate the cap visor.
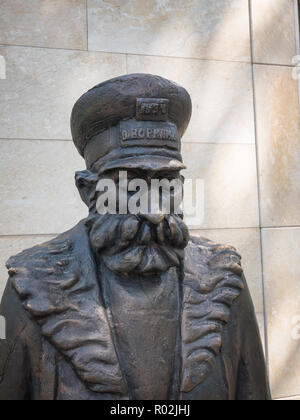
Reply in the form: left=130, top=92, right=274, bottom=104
left=97, top=155, right=186, bottom=175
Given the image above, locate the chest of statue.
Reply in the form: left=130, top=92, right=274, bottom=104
left=98, top=264, right=182, bottom=400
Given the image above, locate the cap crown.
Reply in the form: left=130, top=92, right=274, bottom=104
left=71, top=74, right=192, bottom=161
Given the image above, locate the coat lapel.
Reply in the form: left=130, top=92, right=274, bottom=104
left=180, top=237, right=244, bottom=395
left=7, top=222, right=128, bottom=397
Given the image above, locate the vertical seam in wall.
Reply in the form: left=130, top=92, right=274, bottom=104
left=294, top=0, right=300, bottom=52
left=125, top=54, right=128, bottom=74
left=294, top=0, right=300, bottom=112
left=86, top=0, right=89, bottom=51
left=248, top=0, right=270, bottom=378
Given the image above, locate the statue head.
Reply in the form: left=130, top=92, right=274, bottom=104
left=71, top=74, right=192, bottom=277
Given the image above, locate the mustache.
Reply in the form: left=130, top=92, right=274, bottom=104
left=86, top=213, right=190, bottom=275
left=87, top=213, right=189, bottom=252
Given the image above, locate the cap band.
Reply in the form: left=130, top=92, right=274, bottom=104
left=84, top=119, right=181, bottom=169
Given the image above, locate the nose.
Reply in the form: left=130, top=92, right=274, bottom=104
left=142, top=213, right=165, bottom=225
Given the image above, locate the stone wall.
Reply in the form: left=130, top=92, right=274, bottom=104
left=0, top=0, right=299, bottom=400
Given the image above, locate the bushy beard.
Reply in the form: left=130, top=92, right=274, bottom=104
left=86, top=213, right=190, bottom=276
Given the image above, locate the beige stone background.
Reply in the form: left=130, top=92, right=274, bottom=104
left=0, top=0, right=299, bottom=400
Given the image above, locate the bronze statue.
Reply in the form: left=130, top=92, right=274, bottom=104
left=0, top=74, right=270, bottom=400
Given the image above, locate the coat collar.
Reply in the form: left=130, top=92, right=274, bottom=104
left=180, top=237, right=244, bottom=394
left=7, top=222, right=244, bottom=397
left=7, top=221, right=128, bottom=397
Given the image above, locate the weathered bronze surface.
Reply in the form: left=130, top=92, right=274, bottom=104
left=0, top=74, right=271, bottom=400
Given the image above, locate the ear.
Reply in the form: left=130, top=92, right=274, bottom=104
left=75, top=170, right=99, bottom=207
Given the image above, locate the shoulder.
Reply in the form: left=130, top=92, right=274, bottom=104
left=186, top=235, right=244, bottom=279
left=6, top=221, right=87, bottom=275
left=185, top=235, right=256, bottom=329
left=4, top=222, right=89, bottom=310
left=6, top=227, right=77, bottom=274
left=183, top=234, right=246, bottom=305
left=187, top=234, right=241, bottom=256
left=183, top=234, right=246, bottom=313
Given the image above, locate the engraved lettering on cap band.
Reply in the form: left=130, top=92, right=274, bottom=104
left=121, top=128, right=177, bottom=141
left=136, top=98, right=169, bottom=122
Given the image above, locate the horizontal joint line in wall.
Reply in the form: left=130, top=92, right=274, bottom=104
left=0, top=138, right=72, bottom=142
left=261, top=225, right=300, bottom=230
left=188, top=227, right=259, bottom=231
left=0, top=233, right=59, bottom=238
left=253, top=62, right=296, bottom=68
left=0, top=43, right=253, bottom=65
left=276, top=393, right=300, bottom=400
left=0, top=43, right=88, bottom=53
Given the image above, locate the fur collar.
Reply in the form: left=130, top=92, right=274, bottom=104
left=180, top=237, right=244, bottom=394
left=7, top=222, right=128, bottom=397
left=6, top=222, right=244, bottom=396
